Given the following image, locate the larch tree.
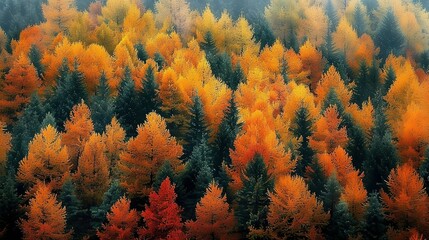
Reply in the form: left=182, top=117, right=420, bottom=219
left=74, top=133, right=110, bottom=207
left=186, top=182, right=235, bottom=239
left=155, top=0, right=193, bottom=38
left=17, top=125, right=70, bottom=191
left=139, top=178, right=186, bottom=239
left=20, top=184, right=71, bottom=240
left=119, top=112, right=183, bottom=197
left=42, top=0, right=78, bottom=37
left=0, top=54, right=41, bottom=123
left=103, top=117, right=126, bottom=178
left=97, top=197, right=140, bottom=240
left=267, top=175, right=329, bottom=239
left=61, top=101, right=94, bottom=170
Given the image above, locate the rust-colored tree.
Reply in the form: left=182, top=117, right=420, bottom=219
left=186, top=181, right=236, bottom=239
left=20, top=184, right=71, bottom=240
left=139, top=178, right=186, bottom=239
left=74, top=133, right=110, bottom=206
left=97, top=196, right=140, bottom=240
left=17, top=125, right=70, bottom=191
left=119, top=112, right=183, bottom=197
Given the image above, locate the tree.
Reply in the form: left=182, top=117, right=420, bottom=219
left=135, top=43, right=149, bottom=63
left=381, top=164, right=429, bottom=236
left=0, top=173, right=20, bottom=239
left=119, top=112, right=183, bottom=197
left=59, top=179, right=87, bottom=237
left=325, top=0, right=338, bottom=30
left=91, top=73, right=114, bottom=133
left=114, top=67, right=137, bottom=137
left=324, top=201, right=355, bottom=240
left=186, top=182, right=235, bottom=239
left=374, top=9, right=405, bottom=60
left=352, top=3, right=366, bottom=37
left=28, top=45, right=45, bottom=79
left=267, top=175, right=329, bottom=239
left=292, top=106, right=315, bottom=177
left=91, top=180, right=125, bottom=229
left=382, top=66, right=396, bottom=95
left=419, top=148, right=429, bottom=194
left=62, top=101, right=94, bottom=170
left=235, top=155, right=273, bottom=233
left=42, top=0, right=77, bottom=36
left=182, top=94, right=210, bottom=161
left=97, top=197, right=140, bottom=240
left=0, top=121, right=11, bottom=175
left=321, top=174, right=342, bottom=213
left=74, top=133, right=110, bottom=207
left=139, top=178, right=186, bottom=239
left=17, top=125, right=70, bottom=191
left=20, top=184, right=71, bottom=240
left=137, top=66, right=161, bottom=124
left=0, top=54, right=41, bottom=123
left=103, top=117, right=126, bottom=178
left=153, top=161, right=176, bottom=191
left=362, top=193, right=387, bottom=240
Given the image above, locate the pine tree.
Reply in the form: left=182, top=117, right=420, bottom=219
left=375, top=9, right=405, bottom=60
left=235, top=154, right=274, bottom=233
left=321, top=175, right=342, bottom=213
left=41, top=112, right=57, bottom=129
left=382, top=66, right=396, bottom=95
left=322, top=88, right=345, bottom=117
left=91, top=73, right=114, bottom=133
left=212, top=96, right=241, bottom=175
left=325, top=0, right=339, bottom=31
left=91, top=180, right=124, bottom=229
left=345, top=121, right=368, bottom=172
left=322, top=29, right=340, bottom=68
left=182, top=94, right=210, bottom=161
left=362, top=193, right=387, bottom=240
left=153, top=161, right=176, bottom=191
left=178, top=138, right=213, bottom=220
left=200, top=31, right=218, bottom=56
left=154, top=52, right=165, bottom=71
left=419, top=148, right=429, bottom=194
left=232, top=63, right=246, bottom=90
left=28, top=45, right=44, bottom=79
left=135, top=43, right=149, bottom=63
left=324, top=201, right=355, bottom=240
left=0, top=173, right=20, bottom=239
left=281, top=57, right=290, bottom=83
left=114, top=67, right=137, bottom=137
left=250, top=13, right=276, bottom=51
left=352, top=62, right=369, bottom=106
left=292, top=106, right=315, bottom=177
left=137, top=66, right=161, bottom=124
left=353, top=4, right=365, bottom=37
left=306, top=158, right=327, bottom=196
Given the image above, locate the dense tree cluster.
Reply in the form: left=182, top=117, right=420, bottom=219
left=1, top=0, right=429, bottom=239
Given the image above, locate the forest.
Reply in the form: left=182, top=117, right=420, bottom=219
left=0, top=0, right=429, bottom=239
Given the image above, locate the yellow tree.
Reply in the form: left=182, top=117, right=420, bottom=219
left=74, top=133, right=110, bottom=206
left=119, top=112, right=183, bottom=197
left=333, top=17, right=359, bottom=64
left=42, top=0, right=78, bottom=37
left=155, top=0, right=193, bottom=38
left=299, top=41, right=324, bottom=91
left=17, top=126, right=70, bottom=191
left=62, top=102, right=94, bottom=170
left=20, top=184, right=71, bottom=240
left=103, top=117, right=126, bottom=177
left=186, top=182, right=236, bottom=239
left=267, top=175, right=329, bottom=239
left=0, top=122, right=11, bottom=175
left=314, top=66, right=352, bottom=108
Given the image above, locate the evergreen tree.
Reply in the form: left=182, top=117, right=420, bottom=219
left=135, top=43, right=149, bottom=63
left=114, top=67, right=137, bottom=137
left=232, top=63, right=246, bottom=90
left=419, top=148, right=429, bottom=194
left=200, top=31, right=218, bottom=57
left=0, top=173, right=20, bottom=239
left=91, top=180, right=124, bottom=229
left=250, top=13, right=276, bottom=51
left=285, top=27, right=299, bottom=52
left=322, top=88, right=345, bottom=116
left=8, top=94, right=45, bottom=171
left=322, top=29, right=340, bottom=68
left=153, top=161, right=176, bottom=191
left=382, top=66, right=396, bottom=95
left=325, top=0, right=339, bottom=31
left=325, top=201, right=355, bottom=240
left=367, top=60, right=380, bottom=100
left=363, top=103, right=399, bottom=192
left=235, top=154, right=274, bottom=233
left=91, top=73, right=114, bottom=133
left=213, top=53, right=234, bottom=89
left=280, top=57, right=289, bottom=83
left=306, top=158, right=328, bottom=197
left=59, top=179, right=87, bottom=238
left=182, top=94, right=210, bottom=161
left=362, top=193, right=387, bottom=240
left=321, top=175, right=342, bottom=213
left=178, top=138, right=213, bottom=220
left=345, top=121, right=368, bottom=172
left=154, top=52, right=165, bottom=71
left=292, top=106, right=315, bottom=177
left=353, top=4, right=366, bottom=37
left=28, top=44, right=44, bottom=79
left=137, top=66, right=161, bottom=125
left=212, top=96, right=241, bottom=175
left=352, top=62, right=369, bottom=106
left=375, top=9, right=405, bottom=60
left=40, top=112, right=57, bottom=129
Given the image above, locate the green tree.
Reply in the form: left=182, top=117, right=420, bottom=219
left=91, top=73, right=114, bottom=133
left=135, top=43, right=149, bottom=63
left=0, top=173, right=20, bottom=239
left=232, top=63, right=246, bottom=90
left=352, top=4, right=366, bottom=37
left=137, top=66, right=161, bottom=124
left=40, top=112, right=57, bottom=129
left=28, top=45, right=44, bottom=79
left=153, top=161, right=176, bottom=191
left=154, top=52, right=165, bottom=71
left=374, top=9, right=405, bottom=60
left=325, top=0, right=338, bottom=31
left=321, top=175, right=342, bottom=213
left=292, top=106, right=315, bottom=177
left=324, top=201, right=355, bottom=240
left=90, top=180, right=124, bottom=229
left=419, top=148, right=429, bottom=194
left=382, top=66, right=396, bottom=96
left=114, top=67, right=137, bottom=137
left=250, top=13, right=276, bottom=51
left=352, top=62, right=369, bottom=106
left=235, top=154, right=274, bottom=233
left=362, top=193, right=387, bottom=240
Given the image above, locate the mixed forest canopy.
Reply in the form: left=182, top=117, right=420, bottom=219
left=1, top=0, right=429, bottom=239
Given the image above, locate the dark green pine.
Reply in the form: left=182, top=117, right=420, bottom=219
left=235, top=154, right=274, bottom=233
left=114, top=66, right=138, bottom=137
left=345, top=120, right=368, bottom=172
left=419, top=148, right=429, bottom=194
left=383, top=66, right=396, bottom=96
left=325, top=0, right=339, bottom=31
left=91, top=72, right=114, bottom=133
left=352, top=4, right=366, bottom=37
left=280, top=57, right=290, bottom=84
left=375, top=9, right=405, bottom=60
left=324, top=201, right=355, bottom=240
left=321, top=174, right=342, bottom=213
left=137, top=66, right=161, bottom=124
left=362, top=193, right=387, bottom=240
left=352, top=61, right=369, bottom=107
left=40, top=112, right=57, bottom=129
left=153, top=161, right=176, bottom=191
left=250, top=13, right=276, bottom=51
left=367, top=60, right=380, bottom=100
left=0, top=173, right=20, bottom=239
left=135, top=43, right=149, bottom=63
left=28, top=44, right=45, bottom=79
left=90, top=180, right=124, bottom=229
left=322, top=88, right=345, bottom=116
left=154, top=52, right=165, bottom=71
left=292, top=106, right=315, bottom=177
left=322, top=29, right=340, bottom=69
left=306, top=158, right=327, bottom=197
left=232, top=63, right=246, bottom=90
left=182, top=94, right=210, bottom=161
left=200, top=31, right=218, bottom=56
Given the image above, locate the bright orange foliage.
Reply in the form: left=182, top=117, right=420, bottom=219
left=97, top=197, right=140, bottom=240
left=381, top=164, right=429, bottom=235
left=0, top=54, right=41, bottom=123
left=20, top=184, right=71, bottom=240
left=299, top=41, right=324, bottom=91
left=17, top=125, right=70, bottom=191
left=103, top=117, right=126, bottom=177
left=267, top=175, right=328, bottom=239
left=310, top=106, right=348, bottom=154
left=42, top=0, right=78, bottom=37
left=74, top=133, right=110, bottom=206
left=62, top=101, right=94, bottom=170
left=315, top=66, right=352, bottom=107
left=119, top=112, right=183, bottom=197
left=341, top=171, right=367, bottom=220
left=186, top=182, right=235, bottom=239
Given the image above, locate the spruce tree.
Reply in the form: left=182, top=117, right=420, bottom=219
left=114, top=67, right=137, bottom=137
left=353, top=4, right=366, bottom=37
left=345, top=121, right=368, bottom=172
left=362, top=193, right=387, bottom=240
left=135, top=43, right=149, bottom=63
left=154, top=52, right=165, bottom=71
left=0, top=173, right=20, bottom=239
left=325, top=0, right=339, bottom=31
left=153, top=161, right=176, bottom=191
left=90, top=180, right=124, bottom=229
left=232, top=63, right=246, bottom=90
left=182, top=94, right=210, bottom=161
left=292, top=106, right=315, bottom=177
left=250, top=13, right=275, bottom=51
left=321, top=175, right=342, bottom=213
left=137, top=66, right=161, bottom=124
left=367, top=60, right=380, bottom=100
left=200, top=31, right=218, bottom=57
left=91, top=73, right=114, bottom=133
left=59, top=179, right=87, bottom=238
left=322, top=88, right=345, bottom=116
left=235, top=154, right=274, bottom=233
left=375, top=9, right=405, bottom=60
left=325, top=201, right=355, bottom=240
left=382, top=66, right=396, bottom=95
left=28, top=44, right=44, bottom=79
left=322, top=29, right=340, bottom=68
left=419, top=148, right=429, bottom=194
left=307, top=158, right=328, bottom=197
left=40, top=112, right=57, bottom=129
left=352, top=62, right=369, bottom=106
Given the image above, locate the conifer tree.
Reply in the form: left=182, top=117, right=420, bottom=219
left=153, top=161, right=176, bottom=191
left=353, top=4, right=366, bottom=37
left=235, top=154, right=274, bottom=233
left=28, top=45, right=44, bottom=79
left=362, top=193, right=387, bottom=240
left=135, top=43, right=149, bottom=63
left=41, top=112, right=57, bottom=129
left=91, top=73, right=113, bottom=133
left=137, top=66, right=161, bottom=124
left=232, top=63, right=246, bottom=90
left=321, top=175, right=342, bottom=213
left=292, top=106, right=315, bottom=177
left=324, top=201, right=355, bottom=240
left=0, top=173, right=20, bottom=239
left=114, top=67, right=137, bottom=137
left=419, top=148, right=429, bottom=194
left=352, top=62, right=369, bottom=106
left=375, top=9, right=405, bottom=60
left=325, top=0, right=338, bottom=31
left=382, top=66, right=396, bottom=95
left=251, top=14, right=276, bottom=51
left=91, top=180, right=124, bottom=229
left=154, top=52, right=165, bottom=71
